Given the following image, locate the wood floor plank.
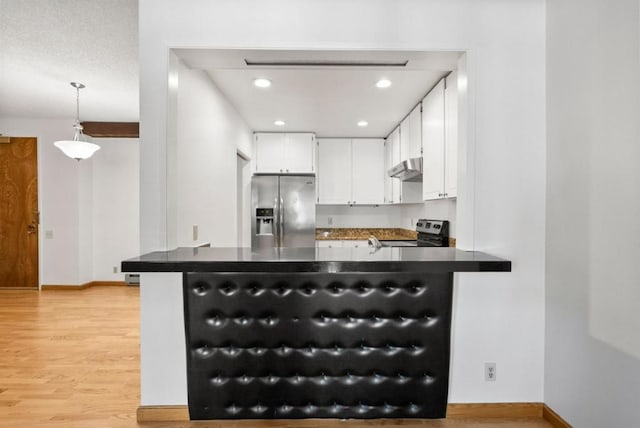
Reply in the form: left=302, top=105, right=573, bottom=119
left=0, top=286, right=553, bottom=428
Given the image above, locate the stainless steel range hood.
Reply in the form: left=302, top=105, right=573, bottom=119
left=388, top=157, right=423, bottom=182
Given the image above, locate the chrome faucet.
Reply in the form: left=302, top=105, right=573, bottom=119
left=368, top=235, right=382, bottom=250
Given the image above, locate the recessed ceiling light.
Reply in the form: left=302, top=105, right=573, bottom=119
left=357, top=120, right=368, bottom=127
left=376, top=79, right=392, bottom=88
left=253, top=78, right=271, bottom=88
left=274, top=120, right=285, bottom=126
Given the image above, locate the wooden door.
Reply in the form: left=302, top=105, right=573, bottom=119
left=0, top=137, right=38, bottom=288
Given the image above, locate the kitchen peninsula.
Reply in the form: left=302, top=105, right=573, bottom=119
left=123, top=247, right=510, bottom=421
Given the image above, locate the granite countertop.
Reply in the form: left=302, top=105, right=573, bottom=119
left=121, top=247, right=510, bottom=273
left=316, top=228, right=418, bottom=241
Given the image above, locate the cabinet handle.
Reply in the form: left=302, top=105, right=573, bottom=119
left=280, top=169, right=283, bottom=173
left=286, top=169, right=289, bottom=173
left=353, top=201, right=356, bottom=204
left=438, top=193, right=443, bottom=197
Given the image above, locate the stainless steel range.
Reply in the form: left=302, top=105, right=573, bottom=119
left=381, top=219, right=450, bottom=247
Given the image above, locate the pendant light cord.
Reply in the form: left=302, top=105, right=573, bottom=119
left=76, top=85, right=80, bottom=123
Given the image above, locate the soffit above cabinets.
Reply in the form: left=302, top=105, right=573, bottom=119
left=176, top=49, right=461, bottom=138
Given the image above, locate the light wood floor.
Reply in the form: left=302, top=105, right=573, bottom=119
left=0, top=286, right=552, bottom=428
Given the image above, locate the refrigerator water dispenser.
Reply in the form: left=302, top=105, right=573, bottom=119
left=255, top=208, right=274, bottom=236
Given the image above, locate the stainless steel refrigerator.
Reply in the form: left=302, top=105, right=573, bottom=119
left=251, top=174, right=316, bottom=249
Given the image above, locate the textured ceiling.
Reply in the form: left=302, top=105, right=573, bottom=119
left=0, top=0, right=139, bottom=121
left=0, top=2, right=459, bottom=137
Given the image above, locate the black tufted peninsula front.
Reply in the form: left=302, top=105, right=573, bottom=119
left=123, top=247, right=510, bottom=421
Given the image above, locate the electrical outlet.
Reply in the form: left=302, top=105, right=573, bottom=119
left=192, top=225, right=198, bottom=241
left=113, top=266, right=118, bottom=274
left=328, top=217, right=333, bottom=226
left=485, top=362, right=497, bottom=381
left=45, top=230, right=54, bottom=239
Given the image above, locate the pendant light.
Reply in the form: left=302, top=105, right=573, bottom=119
left=54, top=82, right=100, bottom=160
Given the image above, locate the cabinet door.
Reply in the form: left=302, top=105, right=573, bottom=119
left=390, top=127, right=401, bottom=203
left=342, top=240, right=368, bottom=248
left=422, top=79, right=445, bottom=200
left=351, top=139, right=384, bottom=205
left=400, top=115, right=411, bottom=161
left=317, top=139, right=352, bottom=204
left=409, top=104, right=422, bottom=159
left=284, top=133, right=315, bottom=173
left=444, top=72, right=458, bottom=198
left=255, top=133, right=284, bottom=173
left=316, top=240, right=343, bottom=248
left=384, top=138, right=393, bottom=203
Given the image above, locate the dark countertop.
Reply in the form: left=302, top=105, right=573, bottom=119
left=122, top=247, right=510, bottom=273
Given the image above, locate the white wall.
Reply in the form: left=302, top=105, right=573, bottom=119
left=0, top=118, right=140, bottom=285
left=545, top=0, right=640, bottom=426
left=174, top=58, right=253, bottom=247
left=92, top=138, right=140, bottom=280
left=403, top=199, right=457, bottom=237
left=316, top=204, right=407, bottom=229
left=78, top=159, right=93, bottom=284
left=139, top=0, right=546, bottom=405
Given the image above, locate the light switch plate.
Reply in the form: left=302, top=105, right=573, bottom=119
left=45, top=230, right=54, bottom=239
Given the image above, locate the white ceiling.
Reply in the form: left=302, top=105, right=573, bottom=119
left=178, top=49, right=461, bottom=138
left=0, top=0, right=139, bottom=122
left=1, top=2, right=460, bottom=138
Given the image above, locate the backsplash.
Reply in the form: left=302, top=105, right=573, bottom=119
left=316, top=199, right=457, bottom=237
left=316, top=205, right=406, bottom=228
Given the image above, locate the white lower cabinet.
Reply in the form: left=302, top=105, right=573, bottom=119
left=316, top=240, right=343, bottom=248
left=342, top=240, right=368, bottom=248
left=316, top=240, right=367, bottom=248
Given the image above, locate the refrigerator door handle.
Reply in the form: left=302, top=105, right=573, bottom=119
left=279, top=196, right=284, bottom=247
left=273, top=197, right=280, bottom=247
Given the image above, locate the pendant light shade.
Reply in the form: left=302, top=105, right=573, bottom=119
left=54, top=139, right=100, bottom=160
left=54, top=82, right=100, bottom=161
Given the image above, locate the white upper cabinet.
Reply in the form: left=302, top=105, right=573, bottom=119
left=399, top=104, right=423, bottom=160
left=385, top=126, right=421, bottom=204
left=284, top=133, right=315, bottom=173
left=408, top=104, right=422, bottom=159
left=254, top=133, right=285, bottom=173
left=384, top=137, right=394, bottom=203
left=400, top=115, right=411, bottom=161
left=351, top=139, right=384, bottom=205
left=254, top=133, right=315, bottom=173
left=317, top=139, right=352, bottom=204
left=444, top=71, right=458, bottom=198
left=421, top=74, right=458, bottom=201
left=422, top=79, right=446, bottom=200
left=317, top=138, right=384, bottom=205
left=389, top=127, right=401, bottom=203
